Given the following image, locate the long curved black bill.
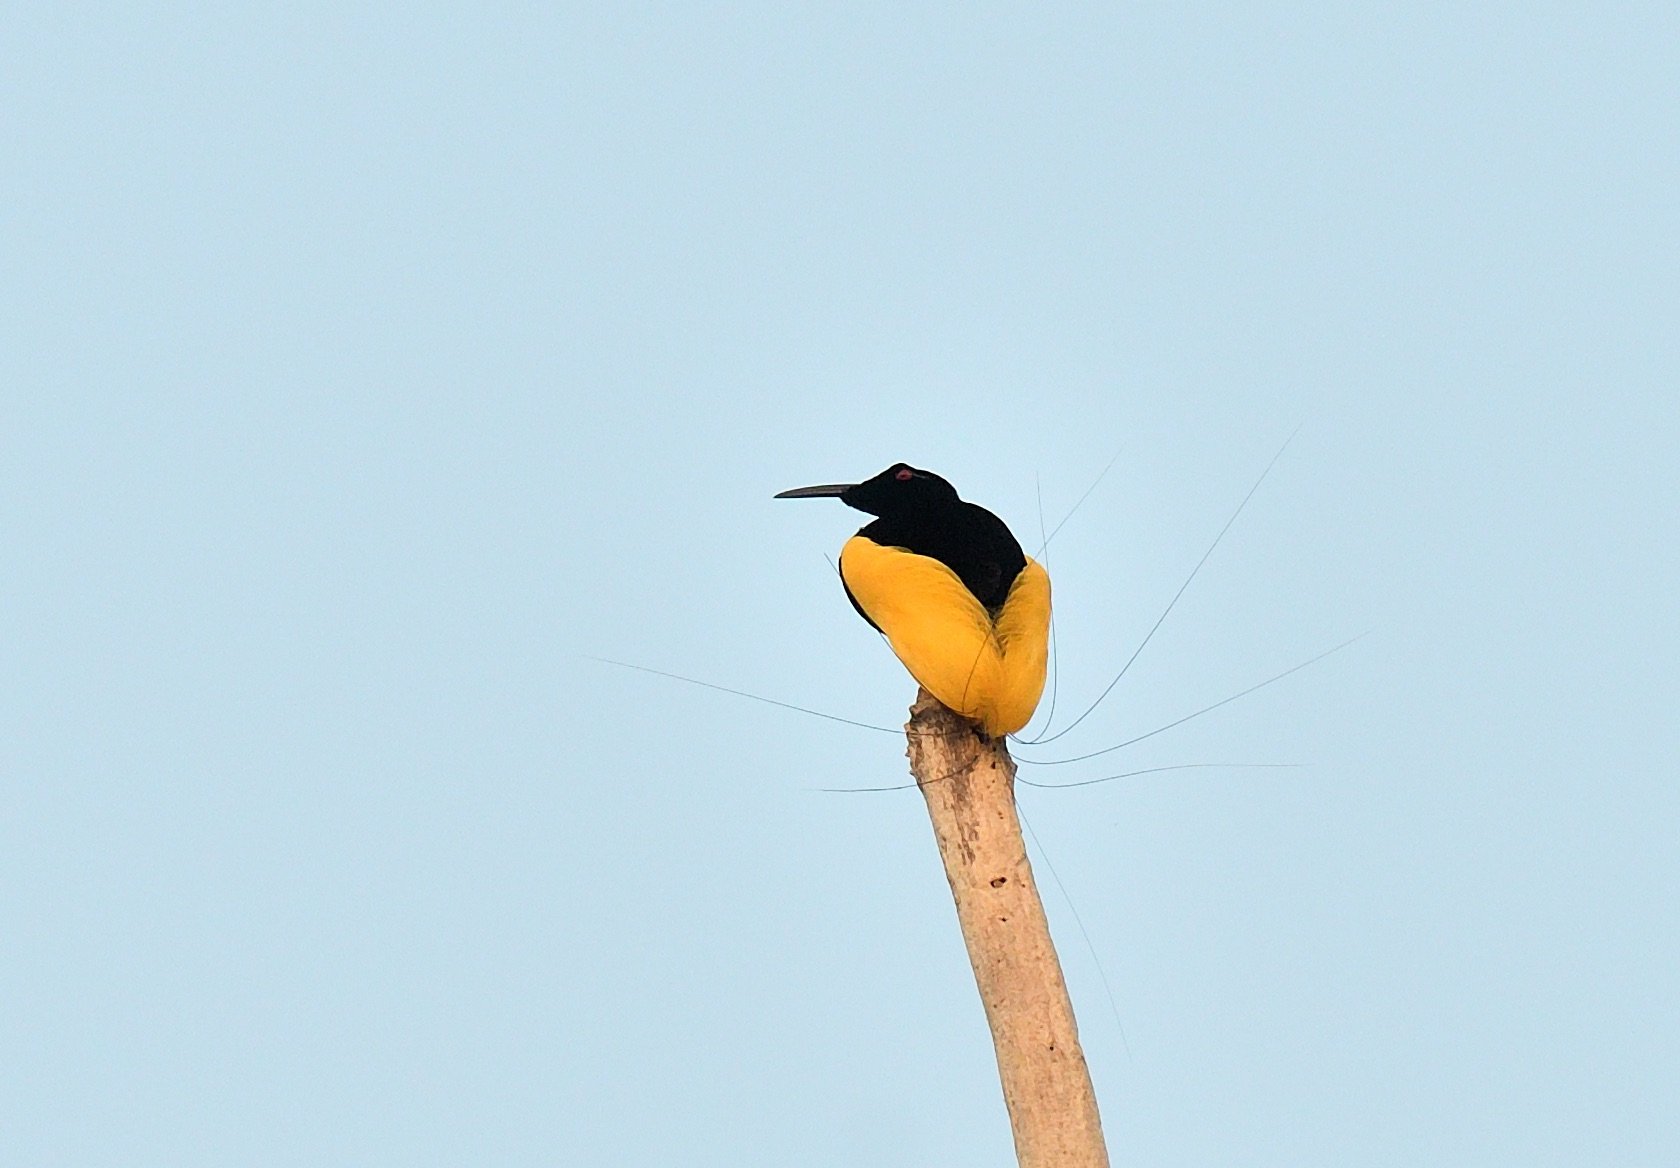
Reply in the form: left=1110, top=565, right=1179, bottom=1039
left=773, top=483, right=854, bottom=499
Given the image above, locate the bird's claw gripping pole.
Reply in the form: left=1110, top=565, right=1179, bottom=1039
left=906, top=688, right=1109, bottom=1168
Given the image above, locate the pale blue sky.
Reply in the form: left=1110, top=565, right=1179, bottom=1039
left=4, top=5, right=1676, bottom=1165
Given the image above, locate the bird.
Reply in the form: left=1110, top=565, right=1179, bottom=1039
left=775, top=463, right=1051, bottom=738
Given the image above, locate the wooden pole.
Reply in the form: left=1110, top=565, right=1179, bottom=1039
left=907, top=688, right=1109, bottom=1168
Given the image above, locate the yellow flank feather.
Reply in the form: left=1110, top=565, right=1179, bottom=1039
left=838, top=535, right=1051, bottom=737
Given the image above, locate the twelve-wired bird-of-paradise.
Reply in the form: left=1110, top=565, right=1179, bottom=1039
left=776, top=464, right=1050, bottom=739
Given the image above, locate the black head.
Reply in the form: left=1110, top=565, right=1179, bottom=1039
left=774, top=463, right=961, bottom=516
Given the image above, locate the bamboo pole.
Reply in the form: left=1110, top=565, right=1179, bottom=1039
left=907, top=688, right=1109, bottom=1168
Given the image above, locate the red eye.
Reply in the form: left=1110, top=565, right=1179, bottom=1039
left=895, top=468, right=913, bottom=481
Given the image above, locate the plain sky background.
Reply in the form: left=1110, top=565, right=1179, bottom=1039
left=4, top=4, right=1676, bottom=1166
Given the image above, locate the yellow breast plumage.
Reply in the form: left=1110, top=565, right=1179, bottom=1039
left=839, top=536, right=1050, bottom=737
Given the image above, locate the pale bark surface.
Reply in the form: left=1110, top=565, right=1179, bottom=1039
left=907, top=689, right=1109, bottom=1168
